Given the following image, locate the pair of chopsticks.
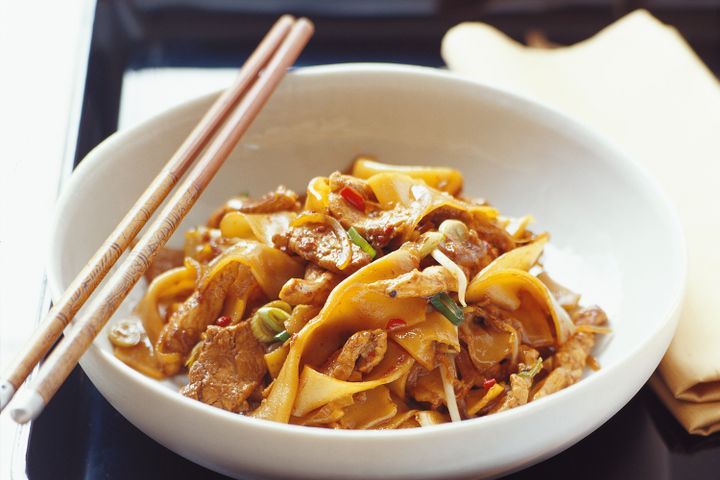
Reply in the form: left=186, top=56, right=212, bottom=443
left=1, top=15, right=314, bottom=423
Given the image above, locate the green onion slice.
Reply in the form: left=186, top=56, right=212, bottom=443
left=258, top=307, right=290, bottom=333
left=273, top=330, right=291, bottom=343
left=518, top=358, right=543, bottom=379
left=347, top=227, right=376, bottom=259
left=429, top=292, right=464, bottom=326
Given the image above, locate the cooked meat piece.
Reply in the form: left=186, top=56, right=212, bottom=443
left=330, top=196, right=413, bottom=249
left=533, top=306, right=607, bottom=400
left=437, top=229, right=496, bottom=279
left=145, top=247, right=185, bottom=283
left=572, top=304, right=609, bottom=327
left=426, top=207, right=515, bottom=254
left=328, top=171, right=376, bottom=200
left=279, top=264, right=342, bottom=306
left=327, top=172, right=411, bottom=248
left=323, top=329, right=388, bottom=381
left=156, top=262, right=255, bottom=373
left=470, top=219, right=515, bottom=254
left=370, top=265, right=456, bottom=298
left=207, top=185, right=300, bottom=227
left=494, top=373, right=532, bottom=412
left=283, top=222, right=372, bottom=274
left=181, top=321, right=267, bottom=413
left=532, top=337, right=592, bottom=400
left=493, top=347, right=542, bottom=412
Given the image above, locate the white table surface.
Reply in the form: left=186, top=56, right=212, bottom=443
left=0, top=0, right=95, bottom=477
left=0, top=1, right=241, bottom=472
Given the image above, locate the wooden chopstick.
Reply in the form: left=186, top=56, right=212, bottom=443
left=0, top=15, right=295, bottom=413
left=7, top=17, right=314, bottom=423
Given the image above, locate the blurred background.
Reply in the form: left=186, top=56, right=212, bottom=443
left=82, top=0, right=719, bottom=163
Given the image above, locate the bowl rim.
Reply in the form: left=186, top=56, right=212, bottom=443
left=48, top=62, right=687, bottom=440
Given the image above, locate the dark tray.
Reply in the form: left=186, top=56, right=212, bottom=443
left=20, top=1, right=720, bottom=478
left=24, top=367, right=720, bottom=479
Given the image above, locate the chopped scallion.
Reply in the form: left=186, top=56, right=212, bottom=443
left=273, top=330, right=291, bottom=343
left=518, top=358, right=543, bottom=379
left=347, top=227, right=376, bottom=258
left=429, top=292, right=464, bottom=326
left=258, top=307, right=290, bottom=333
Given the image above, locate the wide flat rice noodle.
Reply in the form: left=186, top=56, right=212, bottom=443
left=461, top=321, right=513, bottom=370
left=265, top=344, right=290, bottom=379
left=292, top=341, right=413, bottom=417
left=220, top=211, right=295, bottom=246
left=374, top=408, right=420, bottom=430
left=391, top=311, right=460, bottom=370
left=467, top=268, right=575, bottom=345
left=304, top=176, right=331, bottom=212
left=136, top=259, right=200, bottom=344
left=416, top=410, right=449, bottom=427
left=352, top=157, right=464, bottom=195
left=209, top=239, right=304, bottom=299
left=253, top=249, right=425, bottom=423
left=471, top=234, right=548, bottom=283
left=337, top=385, right=398, bottom=429
left=366, top=173, right=498, bottom=241
left=537, top=271, right=581, bottom=309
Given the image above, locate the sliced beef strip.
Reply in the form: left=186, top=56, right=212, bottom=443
left=329, top=194, right=413, bottom=249
left=494, top=373, right=533, bottom=412
left=370, top=265, right=456, bottom=299
left=425, top=207, right=515, bottom=254
left=156, top=262, right=255, bottom=372
left=181, top=321, right=267, bottom=413
left=437, top=229, right=496, bottom=279
left=572, top=305, right=609, bottom=327
left=207, top=185, right=300, bottom=227
left=532, top=306, right=608, bottom=400
left=328, top=171, right=376, bottom=200
left=494, top=349, right=541, bottom=413
left=322, top=329, right=388, bottom=381
left=279, top=264, right=342, bottom=306
left=282, top=222, right=372, bottom=274
left=327, top=172, right=411, bottom=248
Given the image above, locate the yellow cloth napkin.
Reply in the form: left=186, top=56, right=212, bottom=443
left=442, top=9, right=720, bottom=436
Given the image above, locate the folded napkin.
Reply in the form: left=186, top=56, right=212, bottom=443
left=442, top=9, right=720, bottom=435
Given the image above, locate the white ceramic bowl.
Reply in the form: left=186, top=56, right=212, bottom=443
left=48, top=64, right=685, bottom=479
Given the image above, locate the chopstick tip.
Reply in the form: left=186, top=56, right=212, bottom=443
left=9, top=388, right=44, bottom=424
left=295, top=17, right=315, bottom=34
left=0, top=380, right=15, bottom=411
left=278, top=14, right=295, bottom=24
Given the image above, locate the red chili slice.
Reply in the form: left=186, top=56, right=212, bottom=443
left=385, top=318, right=407, bottom=331
left=215, top=315, right=231, bottom=327
left=483, top=378, right=497, bottom=390
left=340, top=186, right=366, bottom=211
